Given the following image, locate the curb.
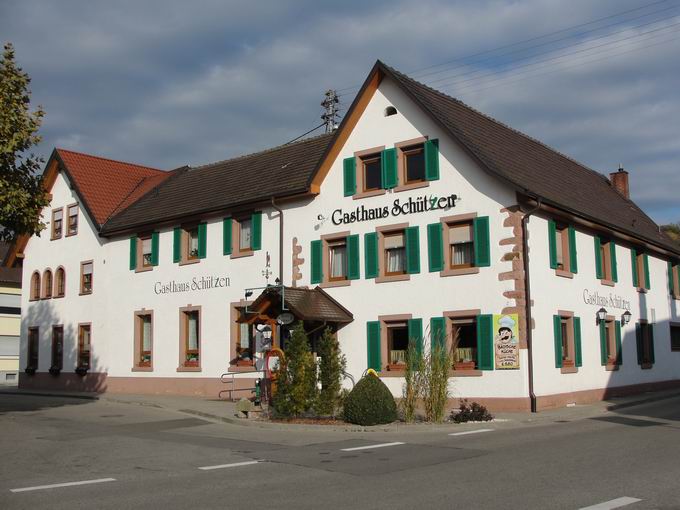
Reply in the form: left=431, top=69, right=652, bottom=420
left=0, top=389, right=100, bottom=400
left=605, top=390, right=680, bottom=411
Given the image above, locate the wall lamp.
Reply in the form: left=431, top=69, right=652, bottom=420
left=261, top=324, right=273, bottom=340
left=597, top=307, right=608, bottom=323
left=622, top=310, right=632, bottom=325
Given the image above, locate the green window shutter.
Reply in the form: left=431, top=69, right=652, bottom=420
left=347, top=234, right=360, bottom=280
left=151, top=232, right=159, bottom=266
left=197, top=222, right=207, bottom=259
left=367, top=321, right=381, bottom=372
left=129, top=236, right=137, bottom=271
left=635, top=323, right=643, bottom=365
left=408, top=318, right=423, bottom=356
left=173, top=227, right=181, bottom=263
left=548, top=220, right=558, bottom=269
left=568, top=226, right=578, bottom=274
left=594, top=237, right=603, bottom=279
left=631, top=248, right=639, bottom=287
left=364, top=232, right=378, bottom=279
left=405, top=226, right=420, bottom=274
left=343, top=157, right=356, bottom=197
left=610, top=242, right=618, bottom=282
left=381, top=148, right=398, bottom=189
left=310, top=240, right=323, bottom=284
left=573, top=317, right=582, bottom=368
left=554, top=315, right=563, bottom=368
left=427, top=222, right=444, bottom=272
left=477, top=314, right=494, bottom=370
left=473, top=216, right=491, bottom=267
left=649, top=324, right=655, bottom=364
left=223, top=218, right=232, bottom=255
left=668, top=261, right=674, bottom=295
left=424, top=138, right=440, bottom=181
left=615, top=320, right=623, bottom=366
left=643, top=254, right=651, bottom=289
left=599, top=320, right=607, bottom=366
left=251, top=211, right=262, bottom=251
left=430, top=317, right=446, bottom=350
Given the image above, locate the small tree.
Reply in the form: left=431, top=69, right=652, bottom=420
left=0, top=43, right=48, bottom=241
left=401, top=339, right=424, bottom=423
left=315, top=327, right=346, bottom=416
left=422, top=340, right=452, bottom=423
left=272, top=322, right=317, bottom=418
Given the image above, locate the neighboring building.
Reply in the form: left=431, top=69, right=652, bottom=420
left=9, top=61, right=680, bottom=410
left=0, top=242, right=22, bottom=384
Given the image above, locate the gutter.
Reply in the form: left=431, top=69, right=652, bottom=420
left=271, top=197, right=284, bottom=285
left=521, top=197, right=542, bottom=413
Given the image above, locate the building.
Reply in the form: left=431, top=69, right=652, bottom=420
left=9, top=61, right=680, bottom=410
left=0, top=242, right=22, bottom=384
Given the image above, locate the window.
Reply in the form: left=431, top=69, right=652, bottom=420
left=27, top=327, right=39, bottom=370
left=549, top=221, right=577, bottom=274
left=175, top=223, right=207, bottom=263
left=134, top=311, right=153, bottom=368
left=51, top=208, right=63, bottom=239
left=365, top=225, right=420, bottom=282
left=130, top=233, right=158, bottom=271
left=595, top=237, right=617, bottom=284
left=80, top=261, right=93, bottom=294
left=328, top=239, right=347, bottom=281
left=451, top=317, right=477, bottom=369
left=187, top=227, right=200, bottom=260
left=670, top=324, right=680, bottom=351
left=224, top=214, right=261, bottom=257
left=311, top=234, right=359, bottom=286
left=448, top=222, right=474, bottom=269
left=386, top=322, right=409, bottom=369
left=631, top=249, right=650, bottom=290
left=402, top=144, right=425, bottom=184
left=361, top=153, right=382, bottom=192
left=67, top=204, right=78, bottom=236
left=636, top=322, right=655, bottom=367
left=230, top=303, right=255, bottom=368
left=51, top=326, right=63, bottom=372
left=179, top=307, right=201, bottom=369
left=384, top=231, right=406, bottom=276
left=598, top=316, right=621, bottom=368
left=554, top=313, right=583, bottom=370
left=239, top=217, right=252, bottom=251
left=366, top=316, right=423, bottom=373
left=141, top=236, right=153, bottom=268
left=30, top=271, right=40, bottom=301
left=669, top=262, right=680, bottom=299
left=78, top=324, right=91, bottom=369
left=55, top=267, right=65, bottom=297
left=42, top=269, right=53, bottom=298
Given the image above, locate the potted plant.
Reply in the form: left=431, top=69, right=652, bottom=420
left=24, top=366, right=36, bottom=375
left=184, top=353, right=199, bottom=367
left=75, top=366, right=88, bottom=376
left=49, top=366, right=61, bottom=376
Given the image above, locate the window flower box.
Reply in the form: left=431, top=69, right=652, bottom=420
left=453, top=361, right=476, bottom=371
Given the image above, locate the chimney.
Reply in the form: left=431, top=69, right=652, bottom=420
left=610, top=165, right=629, bottom=199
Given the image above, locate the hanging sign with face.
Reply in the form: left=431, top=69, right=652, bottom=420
left=494, top=314, right=520, bottom=370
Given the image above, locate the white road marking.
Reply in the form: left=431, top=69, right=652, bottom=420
left=340, top=442, right=405, bottom=451
left=449, top=428, right=494, bottom=436
left=198, top=460, right=260, bottom=471
left=578, top=496, right=642, bottom=509
left=10, top=478, right=116, bottom=493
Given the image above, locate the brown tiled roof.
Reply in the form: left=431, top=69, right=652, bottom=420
left=250, top=286, right=353, bottom=324
left=376, top=62, right=676, bottom=253
left=101, top=134, right=334, bottom=234
left=55, top=149, right=168, bottom=228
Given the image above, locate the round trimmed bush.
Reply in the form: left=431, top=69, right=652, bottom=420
left=343, top=374, right=397, bottom=426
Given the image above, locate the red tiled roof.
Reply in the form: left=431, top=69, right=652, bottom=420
left=55, top=149, right=168, bottom=228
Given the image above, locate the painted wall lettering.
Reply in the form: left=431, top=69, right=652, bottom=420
left=331, top=193, right=458, bottom=226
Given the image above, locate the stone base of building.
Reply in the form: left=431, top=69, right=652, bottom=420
left=18, top=373, right=680, bottom=413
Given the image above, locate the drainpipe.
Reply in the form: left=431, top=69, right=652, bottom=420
left=271, top=197, right=284, bottom=285
left=521, top=197, right=542, bottom=413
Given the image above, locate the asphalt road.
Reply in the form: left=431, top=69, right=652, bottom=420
left=1, top=394, right=680, bottom=509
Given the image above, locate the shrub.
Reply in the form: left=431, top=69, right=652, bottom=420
left=343, top=373, right=397, bottom=426
left=272, top=322, right=317, bottom=418
left=315, top=327, right=346, bottom=416
left=423, top=340, right=452, bottom=423
left=451, top=399, right=493, bottom=423
left=401, top=339, right=424, bottom=423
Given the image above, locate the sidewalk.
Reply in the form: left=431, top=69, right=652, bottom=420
left=2, top=386, right=679, bottom=432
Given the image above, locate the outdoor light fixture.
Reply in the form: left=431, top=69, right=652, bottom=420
left=261, top=325, right=272, bottom=340
left=597, top=307, right=608, bottom=322
left=244, top=289, right=253, bottom=299
left=622, top=310, right=632, bottom=325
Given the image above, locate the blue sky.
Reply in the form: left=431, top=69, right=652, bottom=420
left=2, top=0, right=679, bottom=223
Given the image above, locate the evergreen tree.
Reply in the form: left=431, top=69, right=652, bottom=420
left=315, top=327, right=346, bottom=416
left=0, top=43, right=48, bottom=242
left=272, top=322, right=317, bottom=417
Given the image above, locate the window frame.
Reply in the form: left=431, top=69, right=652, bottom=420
left=186, top=226, right=200, bottom=261
left=377, top=313, right=413, bottom=374
left=30, top=271, right=41, bottom=301
left=42, top=268, right=53, bottom=299
left=80, top=260, right=93, bottom=295
left=54, top=266, right=66, bottom=298
left=670, top=263, right=680, bottom=299
left=395, top=136, right=430, bottom=191
left=447, top=312, right=480, bottom=371
left=27, top=327, right=39, bottom=371
left=352, top=145, right=386, bottom=200
left=66, top=203, right=79, bottom=236
left=178, top=305, right=202, bottom=371
left=133, top=309, right=153, bottom=371
left=318, top=231, right=351, bottom=288
left=670, top=322, right=680, bottom=352
left=557, top=311, right=577, bottom=373
left=599, top=238, right=615, bottom=285
left=229, top=301, right=255, bottom=370
left=438, top=213, right=481, bottom=277
left=555, top=224, right=571, bottom=274
left=231, top=216, right=255, bottom=258
left=51, top=208, right=63, bottom=240
left=638, top=320, right=654, bottom=368
left=77, top=323, right=92, bottom=370
left=634, top=250, right=649, bottom=291
left=137, top=233, right=154, bottom=271
left=375, top=222, right=411, bottom=284
left=51, top=325, right=64, bottom=372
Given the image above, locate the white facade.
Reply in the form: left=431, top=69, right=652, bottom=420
left=18, top=73, right=680, bottom=410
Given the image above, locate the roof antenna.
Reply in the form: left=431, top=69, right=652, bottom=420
left=321, top=90, right=340, bottom=133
